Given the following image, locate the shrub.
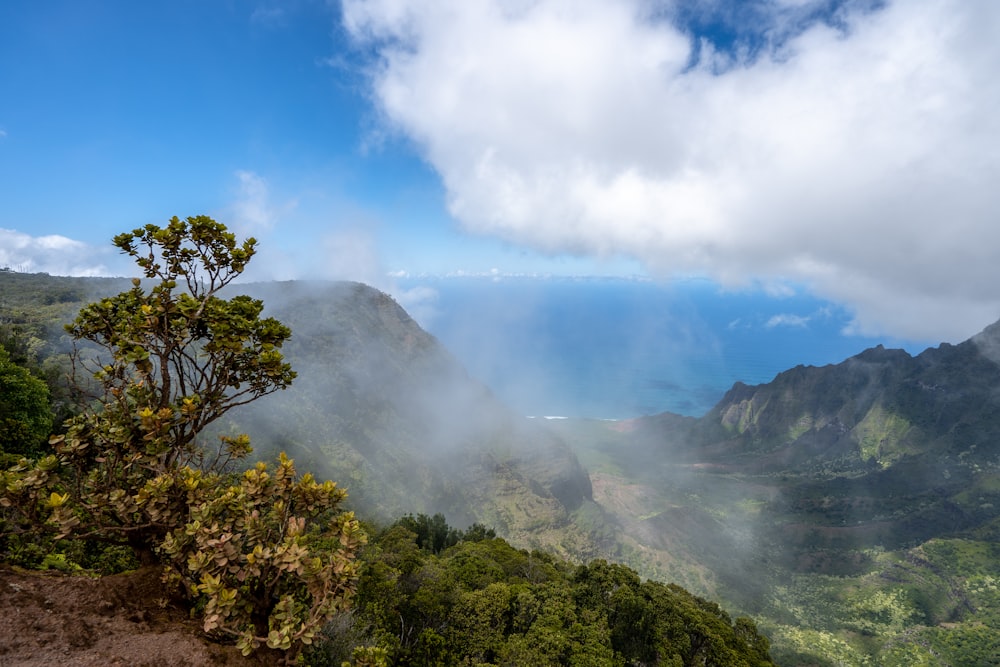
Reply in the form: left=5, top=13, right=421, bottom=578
left=151, top=453, right=366, bottom=656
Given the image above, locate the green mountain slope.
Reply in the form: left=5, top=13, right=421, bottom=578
left=2, top=271, right=780, bottom=665
left=234, top=281, right=608, bottom=559
left=9, top=270, right=1000, bottom=664
left=0, top=273, right=611, bottom=561
left=551, top=318, right=1000, bottom=665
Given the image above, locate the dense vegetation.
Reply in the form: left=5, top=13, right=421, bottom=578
left=547, top=329, right=1000, bottom=665
left=0, top=223, right=775, bottom=665
left=0, top=345, right=52, bottom=458
left=305, top=513, right=774, bottom=666
left=10, top=220, right=1000, bottom=664
left=237, top=279, right=599, bottom=547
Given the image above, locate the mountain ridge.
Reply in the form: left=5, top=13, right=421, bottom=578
left=544, top=313, right=1000, bottom=664
left=215, top=280, right=607, bottom=557
left=646, top=316, right=1000, bottom=473
left=6, top=270, right=1000, bottom=664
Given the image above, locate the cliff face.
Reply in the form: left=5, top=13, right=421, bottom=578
left=685, top=320, right=1000, bottom=474
left=0, top=272, right=603, bottom=556
left=233, top=281, right=595, bottom=544
left=591, top=314, right=1000, bottom=572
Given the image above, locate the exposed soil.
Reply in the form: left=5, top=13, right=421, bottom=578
left=0, top=565, right=277, bottom=667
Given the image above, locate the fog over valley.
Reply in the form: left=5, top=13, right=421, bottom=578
left=3, top=0, right=1000, bottom=664
left=398, top=275, right=936, bottom=419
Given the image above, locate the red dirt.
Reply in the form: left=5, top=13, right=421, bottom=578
left=0, top=565, right=277, bottom=666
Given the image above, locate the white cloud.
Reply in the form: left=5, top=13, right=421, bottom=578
left=227, top=170, right=298, bottom=236
left=342, top=0, right=1000, bottom=342
left=765, top=313, right=810, bottom=329
left=221, top=169, right=402, bottom=286
left=391, top=283, right=440, bottom=326
left=0, top=229, right=116, bottom=276
left=317, top=227, right=385, bottom=284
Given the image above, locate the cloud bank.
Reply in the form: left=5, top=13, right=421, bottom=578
left=0, top=229, right=116, bottom=276
left=342, top=0, right=1000, bottom=341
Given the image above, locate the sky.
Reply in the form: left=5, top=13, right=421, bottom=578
left=2, top=0, right=999, bottom=345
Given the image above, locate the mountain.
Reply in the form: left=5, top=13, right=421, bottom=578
left=549, top=317, right=1000, bottom=665
left=7, top=270, right=1000, bottom=664
left=634, top=321, right=1000, bottom=556
left=231, top=281, right=606, bottom=557
left=0, top=273, right=608, bottom=560
left=700, top=328, right=1000, bottom=471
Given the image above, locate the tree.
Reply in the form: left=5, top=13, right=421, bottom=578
left=397, top=513, right=459, bottom=554
left=0, top=346, right=53, bottom=459
left=2, top=216, right=365, bottom=659
left=46, top=215, right=295, bottom=559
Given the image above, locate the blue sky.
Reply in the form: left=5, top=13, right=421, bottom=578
left=2, top=0, right=999, bottom=345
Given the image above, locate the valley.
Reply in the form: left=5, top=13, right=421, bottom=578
left=564, top=424, right=1000, bottom=664
left=3, top=271, right=1000, bottom=665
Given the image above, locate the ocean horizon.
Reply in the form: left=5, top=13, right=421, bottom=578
left=397, top=276, right=934, bottom=420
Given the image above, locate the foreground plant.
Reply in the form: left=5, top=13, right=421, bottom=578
left=2, top=216, right=363, bottom=658
left=149, top=454, right=365, bottom=656
left=42, top=216, right=295, bottom=559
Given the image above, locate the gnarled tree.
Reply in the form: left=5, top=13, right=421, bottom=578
left=46, top=216, right=296, bottom=561
left=3, top=216, right=366, bottom=658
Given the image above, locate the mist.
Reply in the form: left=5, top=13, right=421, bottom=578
left=219, top=280, right=595, bottom=539
left=394, top=275, right=936, bottom=419
left=10, top=264, right=1000, bottom=662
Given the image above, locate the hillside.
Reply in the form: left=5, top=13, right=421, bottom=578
left=0, top=271, right=619, bottom=535
left=6, top=269, right=1000, bottom=664
left=550, top=317, right=1000, bottom=665
left=0, top=272, right=609, bottom=560
left=0, top=271, right=773, bottom=665
left=231, top=281, right=608, bottom=559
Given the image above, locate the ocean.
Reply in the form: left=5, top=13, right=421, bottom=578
left=396, top=277, right=932, bottom=419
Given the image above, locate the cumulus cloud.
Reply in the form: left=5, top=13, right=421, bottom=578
left=342, top=0, right=1000, bottom=341
left=0, top=229, right=118, bottom=276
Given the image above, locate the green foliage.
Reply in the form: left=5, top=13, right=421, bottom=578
left=757, top=538, right=1000, bottom=666
left=306, top=515, right=776, bottom=666
left=153, top=453, right=366, bottom=656
left=396, top=513, right=459, bottom=554
left=0, top=346, right=53, bottom=459
left=1, top=217, right=365, bottom=660
left=0, top=272, right=124, bottom=432
left=555, top=326, right=1000, bottom=666
left=12, top=216, right=296, bottom=559
left=39, top=550, right=82, bottom=572
left=396, top=512, right=496, bottom=554
left=854, top=404, right=916, bottom=466
left=9, top=232, right=1000, bottom=666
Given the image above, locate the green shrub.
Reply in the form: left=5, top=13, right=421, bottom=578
left=150, top=454, right=366, bottom=656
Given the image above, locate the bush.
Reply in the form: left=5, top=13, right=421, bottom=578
left=151, top=454, right=366, bottom=656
